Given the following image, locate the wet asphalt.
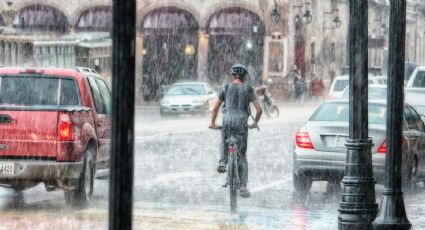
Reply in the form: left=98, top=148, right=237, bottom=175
left=1, top=101, right=425, bottom=229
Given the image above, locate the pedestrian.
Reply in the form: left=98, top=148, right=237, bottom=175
left=209, top=64, right=262, bottom=198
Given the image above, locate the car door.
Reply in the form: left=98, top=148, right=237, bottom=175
left=86, top=75, right=112, bottom=169
left=407, top=105, right=425, bottom=177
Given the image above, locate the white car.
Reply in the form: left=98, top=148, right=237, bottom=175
left=160, top=82, right=217, bottom=116
left=328, top=75, right=386, bottom=99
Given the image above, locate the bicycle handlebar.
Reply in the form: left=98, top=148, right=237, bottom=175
left=209, top=125, right=256, bottom=130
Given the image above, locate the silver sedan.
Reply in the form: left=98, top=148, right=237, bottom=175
left=293, top=99, right=425, bottom=192
left=160, top=82, right=217, bottom=117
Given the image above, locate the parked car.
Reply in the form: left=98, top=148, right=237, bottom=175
left=340, top=84, right=387, bottom=100
left=293, top=99, right=425, bottom=193
left=160, top=81, right=217, bottom=116
left=328, top=75, right=386, bottom=99
left=0, top=67, right=111, bottom=207
left=405, top=66, right=425, bottom=122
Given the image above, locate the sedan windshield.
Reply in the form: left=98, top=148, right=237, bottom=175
left=166, top=84, right=206, bottom=95
left=311, top=102, right=387, bottom=124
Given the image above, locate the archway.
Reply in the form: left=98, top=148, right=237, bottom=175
left=140, top=7, right=199, bottom=101
left=13, top=4, right=68, bottom=32
left=75, top=6, right=112, bottom=31
left=206, top=7, right=265, bottom=85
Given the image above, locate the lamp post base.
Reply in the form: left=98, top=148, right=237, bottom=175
left=373, top=189, right=411, bottom=230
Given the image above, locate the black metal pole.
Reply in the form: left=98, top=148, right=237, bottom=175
left=373, top=1, right=411, bottom=229
left=109, top=1, right=136, bottom=230
left=338, top=0, right=378, bottom=229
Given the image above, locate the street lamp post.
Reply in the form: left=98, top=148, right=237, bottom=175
left=373, top=1, right=411, bottom=228
left=338, top=0, right=378, bottom=228
left=109, top=0, right=136, bottom=229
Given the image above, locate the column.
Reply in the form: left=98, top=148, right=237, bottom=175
left=135, top=33, right=144, bottom=104
left=197, top=30, right=209, bottom=82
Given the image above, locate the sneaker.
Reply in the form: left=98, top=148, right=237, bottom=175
left=239, top=187, right=251, bottom=198
left=217, top=162, right=226, bottom=173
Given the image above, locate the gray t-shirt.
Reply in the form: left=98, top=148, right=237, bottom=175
left=219, top=82, right=257, bottom=128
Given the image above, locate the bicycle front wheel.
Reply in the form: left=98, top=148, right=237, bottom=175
left=228, top=155, right=238, bottom=213
left=269, top=105, right=279, bottom=118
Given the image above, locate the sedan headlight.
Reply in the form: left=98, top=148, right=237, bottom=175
left=192, top=99, right=206, bottom=103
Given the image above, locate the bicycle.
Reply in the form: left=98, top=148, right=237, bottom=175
left=211, top=125, right=255, bottom=212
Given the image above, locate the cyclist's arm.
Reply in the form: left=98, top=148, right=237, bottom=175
left=210, top=99, right=223, bottom=129
left=252, top=99, right=262, bottom=124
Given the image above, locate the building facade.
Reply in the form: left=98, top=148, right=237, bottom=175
left=1, top=0, right=425, bottom=102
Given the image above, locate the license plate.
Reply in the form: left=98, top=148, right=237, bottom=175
left=335, top=136, right=348, bottom=148
left=0, top=162, right=14, bottom=175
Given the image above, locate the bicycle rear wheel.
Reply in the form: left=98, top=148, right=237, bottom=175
left=228, top=155, right=238, bottom=212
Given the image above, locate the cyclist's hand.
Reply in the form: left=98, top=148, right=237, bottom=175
left=209, top=124, right=219, bottom=129
left=249, top=122, right=258, bottom=129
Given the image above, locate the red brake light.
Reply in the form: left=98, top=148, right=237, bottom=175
left=377, top=138, right=406, bottom=154
left=377, top=140, right=387, bottom=154
left=296, top=131, right=314, bottom=149
left=58, top=113, right=73, bottom=141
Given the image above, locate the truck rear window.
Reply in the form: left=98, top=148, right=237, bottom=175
left=0, top=76, right=80, bottom=106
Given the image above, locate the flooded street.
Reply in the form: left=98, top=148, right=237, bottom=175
left=1, top=102, right=425, bottom=229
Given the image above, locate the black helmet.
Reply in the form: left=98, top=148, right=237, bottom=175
left=230, top=64, right=248, bottom=77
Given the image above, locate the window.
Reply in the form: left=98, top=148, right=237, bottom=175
left=60, top=78, right=80, bottom=106
left=406, top=106, right=425, bottom=132
left=404, top=106, right=418, bottom=130
left=413, top=71, right=425, bottom=87
left=87, top=75, right=105, bottom=114
left=333, top=79, right=349, bottom=91
left=311, top=102, right=386, bottom=124
left=95, top=78, right=112, bottom=115
left=0, top=76, right=58, bottom=105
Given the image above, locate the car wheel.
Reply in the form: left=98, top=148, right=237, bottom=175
left=65, top=148, right=95, bottom=208
left=293, top=173, right=312, bottom=193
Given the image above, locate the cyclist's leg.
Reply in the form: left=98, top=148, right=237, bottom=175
left=217, top=128, right=228, bottom=173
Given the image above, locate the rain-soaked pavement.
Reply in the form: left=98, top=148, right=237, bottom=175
left=2, top=101, right=425, bottom=229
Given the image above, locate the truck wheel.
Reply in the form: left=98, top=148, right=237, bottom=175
left=65, top=148, right=95, bottom=208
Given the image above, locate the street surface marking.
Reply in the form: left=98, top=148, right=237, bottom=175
left=143, top=171, right=202, bottom=186
left=250, top=176, right=292, bottom=193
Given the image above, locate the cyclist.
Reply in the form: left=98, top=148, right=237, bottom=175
left=209, top=64, right=262, bottom=198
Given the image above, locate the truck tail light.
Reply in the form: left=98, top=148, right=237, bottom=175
left=295, top=130, right=314, bottom=149
left=58, top=113, right=73, bottom=141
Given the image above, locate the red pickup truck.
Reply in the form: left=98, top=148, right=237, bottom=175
left=0, top=67, right=111, bottom=207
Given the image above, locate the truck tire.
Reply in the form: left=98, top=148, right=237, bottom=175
left=65, top=148, right=95, bottom=208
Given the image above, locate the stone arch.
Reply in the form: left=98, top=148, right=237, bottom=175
left=139, top=6, right=201, bottom=100
left=13, top=4, right=69, bottom=32
left=74, top=5, right=112, bottom=31
left=72, top=1, right=112, bottom=26
left=204, top=5, right=266, bottom=85
left=137, top=1, right=201, bottom=30
left=201, top=1, right=266, bottom=28
left=13, top=0, right=71, bottom=22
